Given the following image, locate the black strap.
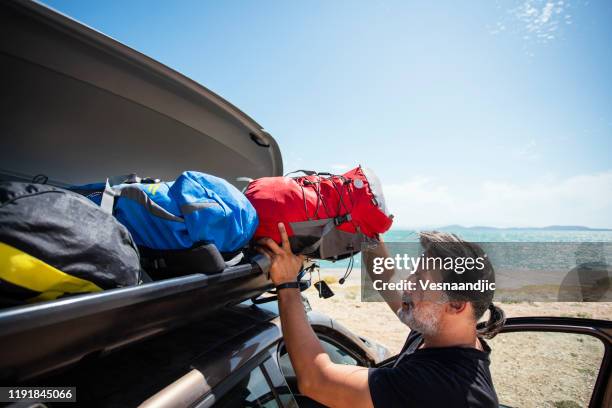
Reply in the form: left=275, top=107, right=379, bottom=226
left=394, top=333, right=423, bottom=367
left=275, top=281, right=300, bottom=290
left=139, top=243, right=227, bottom=277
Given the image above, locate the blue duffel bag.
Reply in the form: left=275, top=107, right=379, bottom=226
left=73, top=171, right=258, bottom=254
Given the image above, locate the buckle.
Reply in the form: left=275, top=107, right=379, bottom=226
left=333, top=214, right=352, bottom=225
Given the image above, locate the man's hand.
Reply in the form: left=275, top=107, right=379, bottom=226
left=256, top=222, right=305, bottom=286
left=255, top=222, right=373, bottom=408
left=363, top=238, right=402, bottom=314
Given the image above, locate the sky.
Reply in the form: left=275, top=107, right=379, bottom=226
left=41, top=0, right=612, bottom=228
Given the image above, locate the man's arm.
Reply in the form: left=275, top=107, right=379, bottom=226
left=257, top=224, right=373, bottom=408
left=277, top=287, right=373, bottom=408
left=362, top=238, right=402, bottom=314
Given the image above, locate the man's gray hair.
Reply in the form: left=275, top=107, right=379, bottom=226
left=419, top=231, right=505, bottom=338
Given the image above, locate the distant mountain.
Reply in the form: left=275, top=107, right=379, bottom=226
left=438, top=225, right=612, bottom=232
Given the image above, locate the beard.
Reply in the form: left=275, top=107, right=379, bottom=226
left=397, top=292, right=443, bottom=336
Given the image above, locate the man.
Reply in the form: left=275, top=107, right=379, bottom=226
left=257, top=224, right=505, bottom=408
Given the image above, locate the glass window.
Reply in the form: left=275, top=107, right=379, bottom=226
left=488, top=331, right=605, bottom=408
left=279, top=338, right=359, bottom=378
left=215, top=365, right=279, bottom=408
left=320, top=338, right=359, bottom=366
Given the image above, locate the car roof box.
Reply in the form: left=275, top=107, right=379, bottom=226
left=0, top=0, right=282, bottom=187
left=0, top=0, right=279, bottom=382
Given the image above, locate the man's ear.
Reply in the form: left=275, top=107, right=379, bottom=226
left=446, top=301, right=468, bottom=315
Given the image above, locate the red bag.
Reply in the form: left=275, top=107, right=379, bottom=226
left=245, top=166, right=393, bottom=260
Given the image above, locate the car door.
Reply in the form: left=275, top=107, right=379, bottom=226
left=487, top=317, right=611, bottom=408
left=277, top=334, right=371, bottom=407
left=203, top=347, right=299, bottom=408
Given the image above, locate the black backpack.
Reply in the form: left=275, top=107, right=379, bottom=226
left=0, top=182, right=142, bottom=307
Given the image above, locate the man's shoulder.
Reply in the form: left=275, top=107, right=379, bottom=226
left=368, top=354, right=497, bottom=408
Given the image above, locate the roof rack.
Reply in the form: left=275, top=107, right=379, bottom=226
left=0, top=255, right=272, bottom=382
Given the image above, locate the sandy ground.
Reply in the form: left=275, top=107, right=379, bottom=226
left=303, top=270, right=612, bottom=408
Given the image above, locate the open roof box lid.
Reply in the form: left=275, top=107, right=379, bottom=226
left=0, top=0, right=281, bottom=382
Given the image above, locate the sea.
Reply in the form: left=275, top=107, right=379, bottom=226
left=319, top=228, right=612, bottom=272
left=318, top=228, right=612, bottom=302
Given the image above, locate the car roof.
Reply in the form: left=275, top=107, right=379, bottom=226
left=34, top=304, right=282, bottom=406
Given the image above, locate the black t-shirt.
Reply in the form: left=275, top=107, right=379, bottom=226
left=368, top=331, right=498, bottom=408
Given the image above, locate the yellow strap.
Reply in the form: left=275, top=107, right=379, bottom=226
left=0, top=242, right=102, bottom=300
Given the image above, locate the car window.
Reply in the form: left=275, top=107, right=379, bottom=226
left=215, top=365, right=279, bottom=408
left=320, top=338, right=359, bottom=365
left=488, top=331, right=606, bottom=408
left=263, top=357, right=299, bottom=408
left=279, top=337, right=359, bottom=378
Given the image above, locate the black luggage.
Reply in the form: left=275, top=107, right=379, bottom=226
left=0, top=182, right=142, bottom=307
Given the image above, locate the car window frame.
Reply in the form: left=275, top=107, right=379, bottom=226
left=275, top=331, right=371, bottom=385
left=493, top=317, right=612, bottom=408
left=195, top=345, right=292, bottom=408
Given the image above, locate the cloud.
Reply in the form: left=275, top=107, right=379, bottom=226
left=490, top=0, right=576, bottom=50
left=516, top=0, right=566, bottom=43
left=382, top=171, right=612, bottom=229
left=540, top=2, right=555, bottom=24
